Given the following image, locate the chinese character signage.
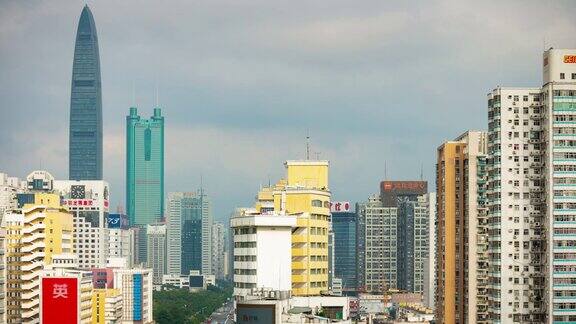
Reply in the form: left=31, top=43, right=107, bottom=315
left=42, top=277, right=78, bottom=324
left=330, top=201, right=351, bottom=212
left=63, top=199, right=94, bottom=207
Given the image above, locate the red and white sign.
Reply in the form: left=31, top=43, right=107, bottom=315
left=330, top=201, right=351, bottom=212
left=63, top=199, right=94, bottom=207
left=42, top=277, right=78, bottom=324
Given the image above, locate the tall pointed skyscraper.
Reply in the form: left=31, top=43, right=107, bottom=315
left=69, top=5, right=103, bottom=180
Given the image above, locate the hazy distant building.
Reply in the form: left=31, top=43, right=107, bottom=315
left=147, top=223, right=166, bottom=284
left=358, top=181, right=429, bottom=294
left=180, top=190, right=212, bottom=275
left=331, top=202, right=357, bottom=294
left=211, top=222, right=226, bottom=280
left=126, top=107, right=164, bottom=263
left=0, top=172, right=25, bottom=221
left=69, top=5, right=103, bottom=180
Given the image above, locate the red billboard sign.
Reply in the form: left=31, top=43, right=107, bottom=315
left=42, top=277, right=78, bottom=324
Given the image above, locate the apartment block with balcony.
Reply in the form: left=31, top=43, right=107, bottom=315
left=435, top=131, right=489, bottom=324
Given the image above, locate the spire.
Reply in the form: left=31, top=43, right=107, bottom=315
left=306, top=129, right=310, bottom=160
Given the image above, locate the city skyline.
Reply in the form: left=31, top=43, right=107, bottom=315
left=1, top=1, right=575, bottom=221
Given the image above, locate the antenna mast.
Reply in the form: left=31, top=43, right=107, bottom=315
left=306, top=130, right=310, bottom=160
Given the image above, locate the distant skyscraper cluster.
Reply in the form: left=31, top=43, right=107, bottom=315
left=4, top=2, right=576, bottom=324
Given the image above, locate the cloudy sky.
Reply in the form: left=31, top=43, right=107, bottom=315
left=1, top=0, right=575, bottom=221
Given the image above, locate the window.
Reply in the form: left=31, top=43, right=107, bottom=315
left=561, top=73, right=565, bottom=80
left=573, top=73, right=576, bottom=80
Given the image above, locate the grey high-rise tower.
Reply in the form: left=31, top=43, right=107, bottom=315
left=69, top=5, right=103, bottom=180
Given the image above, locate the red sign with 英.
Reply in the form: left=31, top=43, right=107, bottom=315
left=42, top=277, right=78, bottom=324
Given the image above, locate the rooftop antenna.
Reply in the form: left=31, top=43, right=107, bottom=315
left=131, top=81, right=136, bottom=107
left=420, top=163, right=424, bottom=181
left=384, top=161, right=388, bottom=181
left=200, top=175, right=204, bottom=196
left=154, top=80, right=159, bottom=107
left=306, top=129, right=310, bottom=160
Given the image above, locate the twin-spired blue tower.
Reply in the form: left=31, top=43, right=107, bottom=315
left=69, top=5, right=102, bottom=180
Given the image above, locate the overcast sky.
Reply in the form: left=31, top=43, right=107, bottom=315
left=1, top=0, right=576, bottom=221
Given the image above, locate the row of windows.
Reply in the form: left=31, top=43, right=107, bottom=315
left=555, top=165, right=576, bottom=172
left=234, top=242, right=256, bottom=248
left=234, top=269, right=256, bottom=275
left=233, top=227, right=256, bottom=235
left=555, top=228, right=576, bottom=235
left=234, top=255, right=256, bottom=262
left=554, top=254, right=576, bottom=261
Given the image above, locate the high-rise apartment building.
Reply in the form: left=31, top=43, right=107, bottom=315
left=357, top=181, right=429, bottom=294
left=53, top=180, right=110, bottom=269
left=423, top=192, right=437, bottom=309
left=0, top=229, right=6, bottom=323
left=126, top=107, right=164, bottom=263
left=147, top=223, right=166, bottom=285
left=435, top=131, right=489, bottom=324
left=487, top=86, right=544, bottom=323
left=211, top=222, right=226, bottom=280
left=230, top=211, right=296, bottom=298
left=483, top=48, right=576, bottom=323
left=69, top=5, right=103, bottom=180
left=3, top=193, right=74, bottom=323
left=255, top=160, right=331, bottom=296
left=331, top=202, right=358, bottom=294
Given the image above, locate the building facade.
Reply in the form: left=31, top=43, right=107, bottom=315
left=107, top=213, right=136, bottom=268
left=126, top=107, right=164, bottom=263
left=40, top=268, right=93, bottom=324
left=3, top=193, right=74, bottom=323
left=423, top=192, right=437, bottom=309
left=231, top=212, right=296, bottom=298
left=177, top=191, right=212, bottom=275
left=435, top=131, right=489, bottom=324
left=211, top=222, right=226, bottom=280
left=357, top=181, right=429, bottom=294
left=0, top=173, right=25, bottom=222
left=146, top=223, right=167, bottom=285
left=91, top=288, right=123, bottom=324
left=53, top=180, right=110, bottom=269
left=254, top=160, right=331, bottom=296
left=69, top=5, right=103, bottom=180
left=113, top=268, right=154, bottom=324
left=331, top=202, right=358, bottom=294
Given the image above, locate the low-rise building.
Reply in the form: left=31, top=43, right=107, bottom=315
left=113, top=268, right=154, bottom=324
left=92, top=288, right=123, bottom=324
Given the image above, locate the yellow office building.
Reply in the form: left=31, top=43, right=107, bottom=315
left=92, top=288, right=123, bottom=324
left=256, top=160, right=331, bottom=296
left=4, top=193, right=74, bottom=323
